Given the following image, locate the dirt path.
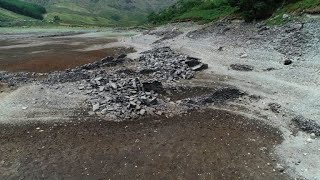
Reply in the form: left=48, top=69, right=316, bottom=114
left=0, top=109, right=289, bottom=180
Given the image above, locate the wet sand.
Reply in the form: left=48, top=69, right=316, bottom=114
left=0, top=109, right=289, bottom=180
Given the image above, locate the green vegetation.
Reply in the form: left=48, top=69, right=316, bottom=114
left=0, top=7, right=33, bottom=21
left=1, top=0, right=319, bottom=27
left=22, top=0, right=177, bottom=26
left=266, top=0, right=320, bottom=25
left=149, top=0, right=320, bottom=24
left=282, top=0, right=320, bottom=13
left=148, top=0, right=236, bottom=24
left=228, top=0, right=286, bottom=21
left=0, top=0, right=46, bottom=20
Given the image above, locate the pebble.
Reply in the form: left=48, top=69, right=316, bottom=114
left=240, top=53, right=248, bottom=58
left=276, top=164, right=285, bottom=172
left=284, top=59, right=293, bottom=65
left=306, top=138, right=313, bottom=143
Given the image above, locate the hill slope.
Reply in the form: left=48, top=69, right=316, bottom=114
left=148, top=0, right=320, bottom=25
left=0, top=7, right=33, bottom=21
left=0, top=0, right=46, bottom=20
left=23, top=0, right=177, bottom=26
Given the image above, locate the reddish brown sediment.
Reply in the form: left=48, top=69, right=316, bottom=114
left=0, top=37, right=133, bottom=73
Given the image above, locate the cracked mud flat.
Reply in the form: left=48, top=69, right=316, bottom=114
left=0, top=109, right=289, bottom=180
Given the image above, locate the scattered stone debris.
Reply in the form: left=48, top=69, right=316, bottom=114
left=230, top=64, right=254, bottom=71
left=77, top=75, right=165, bottom=119
left=268, top=103, right=281, bottom=113
left=263, top=67, right=277, bottom=71
left=150, top=29, right=183, bottom=43
left=282, top=14, right=290, bottom=20
left=185, top=87, right=246, bottom=105
left=275, top=29, right=311, bottom=57
left=257, top=25, right=270, bottom=33
left=292, top=116, right=320, bottom=136
left=139, top=47, right=208, bottom=81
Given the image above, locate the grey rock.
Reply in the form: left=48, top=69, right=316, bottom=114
left=94, top=77, right=103, bottom=81
left=99, top=86, right=105, bottom=92
left=139, top=109, right=146, bottom=115
left=230, top=64, right=254, bottom=71
left=110, top=82, right=117, bottom=89
left=292, top=116, right=320, bottom=136
left=93, top=103, right=100, bottom=112
left=276, top=164, right=285, bottom=172
left=143, top=81, right=163, bottom=93
left=101, top=108, right=107, bottom=114
left=268, top=103, right=281, bottom=113
left=284, top=59, right=293, bottom=65
left=191, top=63, right=208, bottom=71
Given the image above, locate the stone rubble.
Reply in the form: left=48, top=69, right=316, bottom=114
left=0, top=47, right=208, bottom=120
left=138, top=47, right=208, bottom=81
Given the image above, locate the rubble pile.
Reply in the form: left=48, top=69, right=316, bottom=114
left=138, top=47, right=208, bottom=81
left=77, top=74, right=165, bottom=119
left=0, top=47, right=209, bottom=120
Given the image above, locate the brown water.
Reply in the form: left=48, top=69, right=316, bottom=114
left=0, top=35, right=133, bottom=73
left=0, top=109, right=290, bottom=180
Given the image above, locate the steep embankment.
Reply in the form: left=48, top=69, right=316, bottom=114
left=23, top=0, right=177, bottom=26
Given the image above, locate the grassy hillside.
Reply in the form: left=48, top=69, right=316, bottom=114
left=22, top=0, right=177, bottom=26
left=148, top=0, right=320, bottom=25
left=147, top=0, right=238, bottom=24
left=148, top=0, right=237, bottom=24
left=0, top=0, right=46, bottom=20
left=0, top=7, right=33, bottom=21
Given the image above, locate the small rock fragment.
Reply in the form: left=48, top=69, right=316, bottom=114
left=240, top=53, right=248, bottom=58
left=139, top=109, right=146, bottom=115
left=276, top=164, right=285, bottom=172
left=191, top=63, right=208, bottom=71
left=93, top=103, right=100, bottom=112
left=284, top=59, right=293, bottom=65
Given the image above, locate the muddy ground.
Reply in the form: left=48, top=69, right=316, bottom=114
left=0, top=109, right=289, bottom=180
left=0, top=25, right=312, bottom=179
left=0, top=32, right=134, bottom=73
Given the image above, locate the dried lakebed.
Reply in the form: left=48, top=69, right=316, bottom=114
left=0, top=31, right=294, bottom=179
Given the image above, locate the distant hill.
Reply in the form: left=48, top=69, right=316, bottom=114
left=0, top=0, right=46, bottom=20
left=22, top=0, right=177, bottom=26
left=0, top=7, right=32, bottom=21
